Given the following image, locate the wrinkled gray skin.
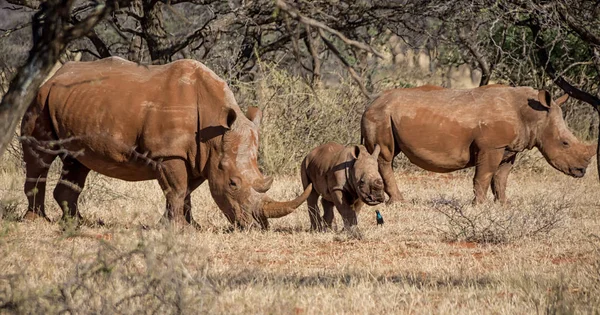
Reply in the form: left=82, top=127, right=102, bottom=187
left=301, top=142, right=385, bottom=231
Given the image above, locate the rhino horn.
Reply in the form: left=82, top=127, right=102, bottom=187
left=260, top=184, right=312, bottom=218
left=252, top=175, right=273, bottom=193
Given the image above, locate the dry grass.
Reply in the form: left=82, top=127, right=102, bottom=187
left=1, top=65, right=599, bottom=314
left=1, top=147, right=600, bottom=313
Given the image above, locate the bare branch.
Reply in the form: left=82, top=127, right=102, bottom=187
left=529, top=21, right=600, bottom=110
left=0, top=0, right=121, bottom=158
left=0, top=22, right=32, bottom=38
left=557, top=8, right=600, bottom=47
left=318, top=29, right=374, bottom=99
left=304, top=25, right=321, bottom=86
left=276, top=0, right=384, bottom=59
left=458, top=28, right=491, bottom=86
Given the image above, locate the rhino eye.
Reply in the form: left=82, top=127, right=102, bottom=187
left=359, top=178, right=365, bottom=186
left=562, top=140, right=570, bottom=148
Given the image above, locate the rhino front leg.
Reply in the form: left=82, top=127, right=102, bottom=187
left=378, top=159, right=403, bottom=205
left=184, top=178, right=205, bottom=229
left=331, top=191, right=358, bottom=229
left=157, top=159, right=189, bottom=227
left=472, top=149, right=504, bottom=204
left=491, top=154, right=516, bottom=204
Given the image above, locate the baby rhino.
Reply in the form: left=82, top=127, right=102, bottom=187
left=301, top=143, right=385, bottom=231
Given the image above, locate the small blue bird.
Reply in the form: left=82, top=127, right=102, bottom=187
left=376, top=210, right=384, bottom=225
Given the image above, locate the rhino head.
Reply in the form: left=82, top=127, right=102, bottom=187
left=349, top=145, right=385, bottom=205
left=206, top=106, right=311, bottom=229
left=535, top=90, right=596, bottom=178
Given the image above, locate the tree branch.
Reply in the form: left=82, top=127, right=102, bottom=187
left=318, top=29, right=374, bottom=99
left=458, top=28, right=491, bottom=86
left=276, top=0, right=384, bottom=59
left=0, top=0, right=121, bottom=157
left=557, top=9, right=600, bottom=47
left=529, top=21, right=600, bottom=110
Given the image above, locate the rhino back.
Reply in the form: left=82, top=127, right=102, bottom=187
left=304, top=142, right=349, bottom=199
left=41, top=57, right=225, bottom=180
left=368, top=86, right=532, bottom=171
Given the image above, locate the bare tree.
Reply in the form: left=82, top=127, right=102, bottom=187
left=0, top=0, right=123, bottom=157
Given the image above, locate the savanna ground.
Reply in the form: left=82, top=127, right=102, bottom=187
left=1, top=68, right=600, bottom=314
left=1, top=143, right=600, bottom=314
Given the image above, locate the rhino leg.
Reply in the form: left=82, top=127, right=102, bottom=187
left=307, top=190, right=322, bottom=231
left=379, top=160, right=403, bottom=205
left=183, top=178, right=205, bottom=229
left=472, top=149, right=504, bottom=204
left=54, top=157, right=90, bottom=223
left=157, top=159, right=188, bottom=227
left=321, top=199, right=335, bottom=231
left=332, top=191, right=358, bottom=229
left=22, top=143, right=56, bottom=222
left=491, top=154, right=516, bottom=204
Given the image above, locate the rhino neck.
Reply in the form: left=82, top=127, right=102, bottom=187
left=518, top=95, right=548, bottom=151
left=344, top=159, right=359, bottom=198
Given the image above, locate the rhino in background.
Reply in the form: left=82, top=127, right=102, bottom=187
left=21, top=57, right=311, bottom=229
left=361, top=85, right=596, bottom=205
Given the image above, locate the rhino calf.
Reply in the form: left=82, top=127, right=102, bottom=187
left=300, top=143, right=385, bottom=231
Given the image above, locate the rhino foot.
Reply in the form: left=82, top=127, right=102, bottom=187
left=22, top=210, right=52, bottom=223
left=343, top=226, right=363, bottom=240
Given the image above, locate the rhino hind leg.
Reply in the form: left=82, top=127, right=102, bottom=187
left=491, top=155, right=516, bottom=204
left=54, top=157, right=90, bottom=224
left=306, top=191, right=322, bottom=231
left=472, top=149, right=504, bottom=205
left=22, top=143, right=57, bottom=222
left=320, top=199, right=335, bottom=231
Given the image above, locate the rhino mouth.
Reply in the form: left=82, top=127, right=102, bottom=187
left=569, top=167, right=586, bottom=178
left=363, top=194, right=385, bottom=206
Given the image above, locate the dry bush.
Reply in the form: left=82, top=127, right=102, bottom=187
left=431, top=194, right=572, bottom=244
left=0, top=133, right=23, bottom=174
left=233, top=62, right=422, bottom=176
left=234, top=63, right=364, bottom=175
left=0, top=230, right=217, bottom=314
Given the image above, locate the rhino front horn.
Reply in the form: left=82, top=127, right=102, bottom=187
left=261, top=184, right=313, bottom=218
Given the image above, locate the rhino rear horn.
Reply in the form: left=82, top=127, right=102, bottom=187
left=261, top=184, right=313, bottom=218
left=253, top=176, right=273, bottom=193
left=372, top=144, right=381, bottom=158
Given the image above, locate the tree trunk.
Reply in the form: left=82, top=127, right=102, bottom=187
left=141, top=0, right=170, bottom=64
left=128, top=0, right=144, bottom=62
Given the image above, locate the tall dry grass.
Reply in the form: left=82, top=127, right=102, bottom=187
left=0, top=65, right=599, bottom=314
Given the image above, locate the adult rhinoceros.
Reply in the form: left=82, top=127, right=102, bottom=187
left=21, top=57, right=311, bottom=229
left=361, top=84, right=596, bottom=205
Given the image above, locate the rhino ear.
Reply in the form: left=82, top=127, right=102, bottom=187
left=246, top=106, right=262, bottom=126
left=538, top=90, right=552, bottom=109
left=372, top=144, right=381, bottom=158
left=555, top=94, right=569, bottom=107
left=351, top=146, right=361, bottom=159
left=223, top=108, right=237, bottom=129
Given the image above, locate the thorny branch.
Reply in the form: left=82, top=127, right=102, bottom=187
left=0, top=0, right=124, bottom=158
